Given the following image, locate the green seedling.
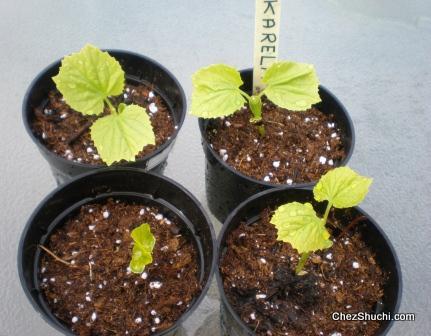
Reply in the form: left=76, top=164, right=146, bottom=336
left=129, top=223, right=155, bottom=274
left=53, top=44, right=155, bottom=165
left=270, top=167, right=373, bottom=275
left=190, top=62, right=320, bottom=123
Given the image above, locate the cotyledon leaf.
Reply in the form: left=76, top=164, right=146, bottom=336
left=90, top=103, right=155, bottom=165
left=270, top=202, right=333, bottom=254
left=190, top=64, right=246, bottom=118
left=313, top=167, right=373, bottom=209
left=53, top=44, right=125, bottom=116
left=262, top=61, right=321, bottom=111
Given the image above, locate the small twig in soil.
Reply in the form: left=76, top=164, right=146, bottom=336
left=326, top=217, right=341, bottom=229
left=292, top=169, right=299, bottom=181
left=104, top=327, right=118, bottom=334
left=62, top=252, right=80, bottom=261
left=38, top=245, right=76, bottom=267
left=65, top=120, right=92, bottom=145
left=319, top=263, right=328, bottom=280
left=264, top=120, right=284, bottom=127
left=338, top=216, right=367, bottom=239
left=238, top=156, right=245, bottom=167
left=254, top=319, right=260, bottom=332
left=35, top=107, right=61, bottom=122
left=89, top=262, right=93, bottom=281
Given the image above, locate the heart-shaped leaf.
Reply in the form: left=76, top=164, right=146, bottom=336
left=313, top=167, right=373, bottom=209
left=53, top=44, right=125, bottom=116
left=190, top=64, right=246, bottom=118
left=262, top=61, right=321, bottom=111
left=90, top=104, right=155, bottom=165
left=270, top=202, right=333, bottom=254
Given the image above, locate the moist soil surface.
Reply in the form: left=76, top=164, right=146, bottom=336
left=32, top=83, right=175, bottom=165
left=39, top=199, right=200, bottom=336
left=207, top=101, right=346, bottom=185
left=220, top=207, right=386, bottom=336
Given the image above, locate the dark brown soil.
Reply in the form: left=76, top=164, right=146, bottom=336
left=220, top=207, right=386, bottom=336
left=39, top=199, right=200, bottom=336
left=32, top=83, right=175, bottom=165
left=207, top=101, right=346, bottom=184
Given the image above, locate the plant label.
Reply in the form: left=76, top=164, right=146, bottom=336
left=253, top=0, right=282, bottom=94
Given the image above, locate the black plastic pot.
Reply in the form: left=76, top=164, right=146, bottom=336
left=23, top=50, right=187, bottom=185
left=216, top=188, right=402, bottom=336
left=198, top=69, right=355, bottom=223
left=18, top=168, right=216, bottom=336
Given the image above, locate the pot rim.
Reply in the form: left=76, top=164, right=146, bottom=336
left=215, top=186, right=403, bottom=336
left=198, top=69, right=355, bottom=188
left=17, top=167, right=216, bottom=336
left=22, top=49, right=187, bottom=169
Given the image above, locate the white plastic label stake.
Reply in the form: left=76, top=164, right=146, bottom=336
left=253, top=0, right=281, bottom=94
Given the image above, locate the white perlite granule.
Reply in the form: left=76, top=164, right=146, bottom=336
left=149, top=281, right=162, bottom=289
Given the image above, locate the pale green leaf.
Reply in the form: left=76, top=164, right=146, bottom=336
left=313, top=167, right=373, bottom=208
left=270, top=202, right=333, bottom=254
left=190, top=64, right=246, bottom=118
left=90, top=104, right=155, bottom=165
left=53, top=44, right=125, bottom=115
left=130, top=223, right=155, bottom=274
left=262, top=61, right=321, bottom=111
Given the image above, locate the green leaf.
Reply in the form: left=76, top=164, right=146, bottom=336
left=313, top=167, right=373, bottom=209
left=90, top=104, right=155, bottom=165
left=53, top=44, right=125, bottom=116
left=190, top=64, right=247, bottom=118
left=262, top=61, right=321, bottom=111
left=130, top=223, right=156, bottom=274
left=270, top=202, right=333, bottom=254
